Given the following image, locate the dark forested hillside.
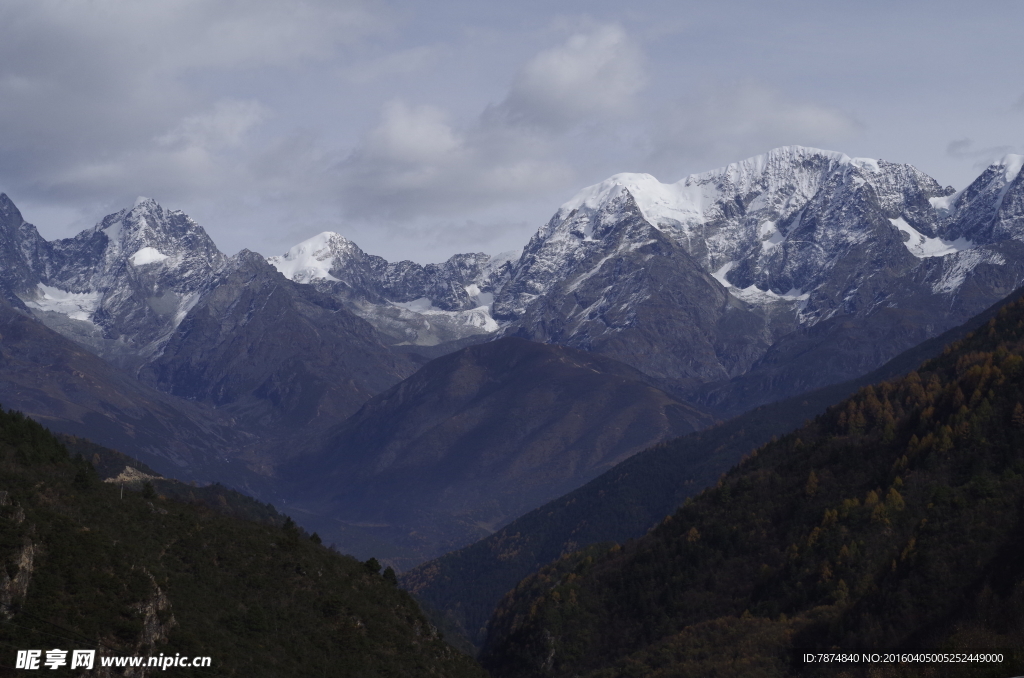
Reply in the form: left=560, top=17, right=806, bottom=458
left=403, top=289, right=1024, bottom=651
left=480, top=294, right=1024, bottom=677
left=287, top=336, right=714, bottom=566
left=0, top=410, right=483, bottom=677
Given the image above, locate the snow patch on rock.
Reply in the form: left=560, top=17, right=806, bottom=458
left=267, top=231, right=348, bottom=283
left=932, top=249, right=1007, bottom=294
left=890, top=218, right=972, bottom=258
left=711, top=261, right=809, bottom=312
left=132, top=247, right=169, bottom=266
left=24, top=284, right=102, bottom=323
left=392, top=296, right=499, bottom=333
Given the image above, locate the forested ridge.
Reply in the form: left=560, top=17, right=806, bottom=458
left=0, top=408, right=484, bottom=677
left=481, top=295, right=1024, bottom=678
left=405, top=289, right=1024, bottom=652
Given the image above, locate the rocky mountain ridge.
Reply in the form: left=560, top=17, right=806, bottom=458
left=284, top=336, right=715, bottom=565
left=6, top=196, right=227, bottom=369
left=10, top=146, right=1023, bottom=406
left=495, top=147, right=1024, bottom=413
left=260, top=147, right=1024, bottom=414
left=267, top=230, right=515, bottom=347
left=1, top=144, right=1023, bottom=562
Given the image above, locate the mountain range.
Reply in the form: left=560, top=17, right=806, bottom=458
left=479, top=287, right=1024, bottom=678
left=282, top=336, right=713, bottom=566
left=0, top=145, right=1023, bottom=562
left=0, top=406, right=485, bottom=678
left=403, top=285, right=1024, bottom=649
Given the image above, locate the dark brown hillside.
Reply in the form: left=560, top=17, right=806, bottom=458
left=404, top=288, right=1024, bottom=653
left=0, top=409, right=485, bottom=677
left=0, top=297, right=252, bottom=482
left=285, top=337, right=715, bottom=567
left=139, top=251, right=417, bottom=448
left=481, top=294, right=1024, bottom=678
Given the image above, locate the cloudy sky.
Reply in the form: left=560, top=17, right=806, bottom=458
left=1, top=0, right=1022, bottom=263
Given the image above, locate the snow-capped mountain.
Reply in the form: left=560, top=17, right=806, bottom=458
left=940, top=154, right=1024, bottom=243
left=267, top=231, right=516, bottom=347
left=5, top=145, right=1022, bottom=415
left=490, top=146, right=1024, bottom=410
left=1, top=144, right=1023, bottom=561
left=249, top=145, right=1024, bottom=411
left=0, top=195, right=421, bottom=478
left=496, top=147, right=952, bottom=324
left=6, top=197, right=227, bottom=367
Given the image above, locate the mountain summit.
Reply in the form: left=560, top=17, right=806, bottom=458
left=7, top=197, right=227, bottom=366
left=0, top=145, right=1021, bottom=560
left=487, top=146, right=1024, bottom=414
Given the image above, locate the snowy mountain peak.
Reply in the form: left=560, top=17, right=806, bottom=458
left=88, top=198, right=214, bottom=257
left=267, top=231, right=359, bottom=284
left=502, top=145, right=974, bottom=341
left=556, top=173, right=699, bottom=230
left=938, top=154, right=1024, bottom=243
left=849, top=156, right=881, bottom=173
left=13, top=198, right=229, bottom=364
left=997, top=154, right=1024, bottom=182
left=690, top=145, right=850, bottom=182
left=557, top=147, right=866, bottom=241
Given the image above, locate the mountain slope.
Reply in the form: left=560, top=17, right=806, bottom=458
left=496, top=186, right=757, bottom=388
left=0, top=296, right=256, bottom=482
left=402, top=287, right=1024, bottom=650
left=285, top=337, right=715, bottom=566
left=480, top=291, right=1024, bottom=678
left=0, top=408, right=485, bottom=677
left=13, top=196, right=227, bottom=369
left=138, top=251, right=417, bottom=454
left=0, top=194, right=419, bottom=482
left=492, top=148, right=1024, bottom=414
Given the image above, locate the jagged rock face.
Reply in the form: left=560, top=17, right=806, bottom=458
left=268, top=232, right=510, bottom=311
left=378, top=252, right=498, bottom=311
left=138, top=251, right=417, bottom=443
left=6, top=197, right=227, bottom=367
left=267, top=232, right=514, bottom=346
left=493, top=188, right=760, bottom=384
left=490, top=147, right=1024, bottom=410
left=0, top=195, right=48, bottom=301
left=0, top=543, right=36, bottom=615
left=943, top=156, right=1024, bottom=243
left=286, top=336, right=716, bottom=564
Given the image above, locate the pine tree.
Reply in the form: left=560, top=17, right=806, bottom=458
left=1012, top=402, right=1024, bottom=428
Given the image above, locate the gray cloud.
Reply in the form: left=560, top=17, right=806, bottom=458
left=334, top=24, right=643, bottom=222
left=945, top=138, right=1014, bottom=158
left=336, top=100, right=574, bottom=220
left=488, top=24, right=646, bottom=131
left=340, top=45, right=445, bottom=84
left=945, top=138, right=1018, bottom=173
left=1, top=1, right=1021, bottom=264
left=0, top=0, right=382, bottom=204
left=645, top=84, right=863, bottom=177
